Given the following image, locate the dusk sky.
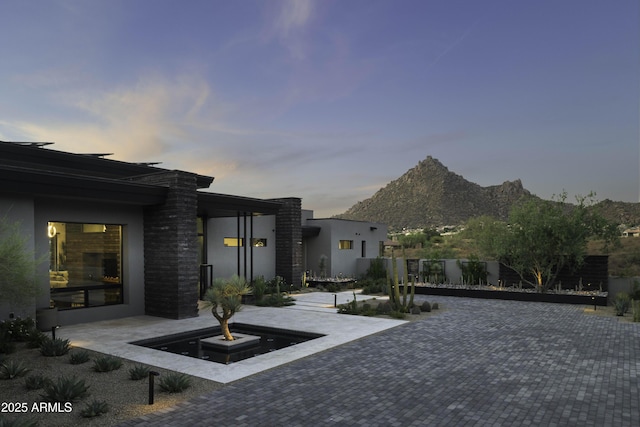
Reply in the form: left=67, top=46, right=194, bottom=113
left=1, top=0, right=638, bottom=217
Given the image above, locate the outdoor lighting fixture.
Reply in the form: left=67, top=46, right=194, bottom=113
left=592, top=296, right=596, bottom=311
left=51, top=325, right=59, bottom=340
left=148, top=371, right=160, bottom=405
left=47, top=224, right=57, bottom=238
left=334, top=294, right=337, bottom=308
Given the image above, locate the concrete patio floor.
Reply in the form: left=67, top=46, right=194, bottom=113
left=59, top=290, right=401, bottom=384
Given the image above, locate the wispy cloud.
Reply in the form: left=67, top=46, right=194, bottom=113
left=272, top=0, right=314, bottom=59
left=3, top=73, right=216, bottom=162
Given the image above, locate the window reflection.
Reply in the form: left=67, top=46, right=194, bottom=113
left=48, top=222, right=123, bottom=309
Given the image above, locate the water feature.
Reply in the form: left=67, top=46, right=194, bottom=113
left=131, top=323, right=324, bottom=365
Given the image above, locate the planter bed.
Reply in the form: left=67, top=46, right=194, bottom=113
left=402, top=285, right=608, bottom=306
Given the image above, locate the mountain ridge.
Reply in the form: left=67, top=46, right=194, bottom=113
left=335, top=156, right=639, bottom=231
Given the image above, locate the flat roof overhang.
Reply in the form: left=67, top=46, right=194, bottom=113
left=0, top=142, right=213, bottom=189
left=197, top=192, right=282, bottom=217
left=0, top=165, right=168, bottom=205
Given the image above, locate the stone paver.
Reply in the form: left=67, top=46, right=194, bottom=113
left=118, top=297, right=640, bottom=426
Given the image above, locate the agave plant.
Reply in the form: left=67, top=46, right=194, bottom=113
left=40, top=338, right=71, bottom=357
left=80, top=399, right=109, bottom=418
left=0, top=359, right=30, bottom=380
left=128, top=364, right=150, bottom=380
left=158, top=372, right=191, bottom=393
left=41, top=375, right=90, bottom=402
left=91, top=355, right=122, bottom=372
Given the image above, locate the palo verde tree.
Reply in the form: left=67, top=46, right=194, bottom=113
left=0, top=214, right=43, bottom=314
left=202, top=275, right=251, bottom=341
left=466, top=192, right=619, bottom=293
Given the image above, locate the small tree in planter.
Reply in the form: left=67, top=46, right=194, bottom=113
left=202, top=275, right=251, bottom=341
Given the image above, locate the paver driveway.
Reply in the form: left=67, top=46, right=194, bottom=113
left=119, top=296, right=640, bottom=426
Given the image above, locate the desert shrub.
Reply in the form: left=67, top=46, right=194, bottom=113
left=26, top=330, right=47, bottom=349
left=252, top=276, right=267, bottom=303
left=410, top=306, right=421, bottom=315
left=432, top=302, right=439, bottom=310
left=0, top=318, right=36, bottom=343
left=69, top=350, right=91, bottom=365
left=24, top=374, right=51, bottom=390
left=361, top=278, right=387, bottom=295
left=128, top=364, right=150, bottom=380
left=0, top=359, right=30, bottom=380
left=365, top=257, right=387, bottom=280
left=41, top=375, right=90, bottom=402
left=614, top=292, right=631, bottom=316
left=92, top=355, right=122, bottom=372
left=40, top=338, right=71, bottom=357
left=420, top=301, right=432, bottom=312
left=376, top=302, right=391, bottom=314
left=80, top=399, right=109, bottom=418
left=159, top=373, right=191, bottom=393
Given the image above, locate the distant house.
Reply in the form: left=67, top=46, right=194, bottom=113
left=622, top=227, right=640, bottom=237
left=0, top=141, right=387, bottom=327
left=301, top=211, right=387, bottom=278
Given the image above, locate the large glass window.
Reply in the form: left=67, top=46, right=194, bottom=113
left=48, top=222, right=123, bottom=309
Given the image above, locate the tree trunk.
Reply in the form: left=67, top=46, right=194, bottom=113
left=220, top=316, right=234, bottom=341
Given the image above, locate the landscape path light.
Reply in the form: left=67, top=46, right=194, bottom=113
left=148, top=371, right=160, bottom=405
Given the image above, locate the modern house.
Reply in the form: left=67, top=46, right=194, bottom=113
left=0, top=141, right=386, bottom=327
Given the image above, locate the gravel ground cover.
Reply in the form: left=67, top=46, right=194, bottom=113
left=0, top=344, right=223, bottom=426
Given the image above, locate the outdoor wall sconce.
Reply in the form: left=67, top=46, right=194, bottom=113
left=148, top=371, right=160, bottom=405
left=47, top=224, right=57, bottom=238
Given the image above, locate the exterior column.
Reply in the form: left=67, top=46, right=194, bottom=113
left=133, top=171, right=199, bottom=319
left=271, top=198, right=302, bottom=289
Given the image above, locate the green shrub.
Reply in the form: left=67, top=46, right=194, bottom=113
left=159, top=372, right=191, bottom=393
left=40, top=338, right=71, bottom=357
left=376, top=302, right=391, bottom=314
left=361, top=278, right=387, bottom=295
left=80, top=399, right=109, bottom=418
left=128, top=364, right=150, bottom=380
left=26, top=330, right=48, bottom=349
left=0, top=318, right=36, bottom=343
left=365, top=257, right=387, bottom=280
left=69, top=350, right=91, bottom=365
left=420, top=301, right=432, bottom=312
left=24, top=374, right=51, bottom=390
left=252, top=276, right=267, bottom=303
left=0, top=360, right=30, bottom=380
left=432, top=302, right=439, bottom=310
left=41, top=375, right=90, bottom=402
left=614, top=292, right=631, bottom=316
left=92, top=355, right=122, bottom=372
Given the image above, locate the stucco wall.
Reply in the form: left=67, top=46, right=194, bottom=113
left=207, top=215, right=276, bottom=282
left=304, top=219, right=387, bottom=278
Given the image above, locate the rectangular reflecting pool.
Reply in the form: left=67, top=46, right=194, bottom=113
left=131, top=323, right=324, bottom=365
